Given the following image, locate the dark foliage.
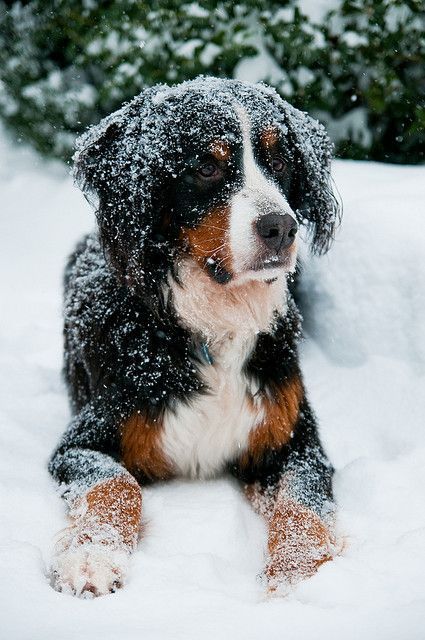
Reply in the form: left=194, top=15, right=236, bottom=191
left=0, top=0, right=423, bottom=163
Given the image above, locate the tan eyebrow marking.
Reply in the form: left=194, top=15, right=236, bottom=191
left=260, top=127, right=279, bottom=150
left=210, top=140, right=231, bottom=161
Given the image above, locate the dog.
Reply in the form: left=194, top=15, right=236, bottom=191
left=49, top=77, right=341, bottom=597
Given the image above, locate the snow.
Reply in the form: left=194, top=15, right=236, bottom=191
left=341, top=31, right=368, bottom=47
left=298, top=0, right=340, bottom=24
left=1, top=124, right=425, bottom=638
left=234, top=41, right=290, bottom=91
left=317, top=106, right=372, bottom=150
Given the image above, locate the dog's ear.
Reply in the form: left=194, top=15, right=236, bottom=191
left=73, top=96, right=165, bottom=290
left=74, top=118, right=123, bottom=208
left=285, top=106, right=341, bottom=254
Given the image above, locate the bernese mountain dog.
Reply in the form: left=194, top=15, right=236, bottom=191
left=49, top=77, right=341, bottom=597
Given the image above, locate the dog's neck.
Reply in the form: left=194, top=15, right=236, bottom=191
left=167, top=259, right=288, bottom=354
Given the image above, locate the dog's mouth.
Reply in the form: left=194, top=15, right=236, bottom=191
left=222, top=249, right=296, bottom=288
left=253, top=254, right=292, bottom=271
left=201, top=246, right=297, bottom=286
left=246, top=244, right=297, bottom=276
left=195, top=240, right=297, bottom=286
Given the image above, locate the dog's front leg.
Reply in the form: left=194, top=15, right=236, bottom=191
left=51, top=466, right=142, bottom=597
left=49, top=399, right=143, bottom=597
left=51, top=464, right=142, bottom=597
left=236, top=400, right=337, bottom=592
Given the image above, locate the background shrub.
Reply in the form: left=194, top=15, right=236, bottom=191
left=0, top=0, right=423, bottom=162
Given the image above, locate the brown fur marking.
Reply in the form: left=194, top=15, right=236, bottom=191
left=210, top=139, right=231, bottom=161
left=266, top=496, right=333, bottom=587
left=240, top=376, right=303, bottom=468
left=78, top=476, right=142, bottom=548
left=260, top=127, right=279, bottom=150
left=121, top=412, right=173, bottom=481
left=180, top=205, right=232, bottom=273
left=245, top=483, right=333, bottom=588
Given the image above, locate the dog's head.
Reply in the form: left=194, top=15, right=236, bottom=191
left=75, top=77, right=340, bottom=297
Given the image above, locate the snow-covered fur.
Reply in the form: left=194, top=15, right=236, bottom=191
left=49, top=77, right=340, bottom=597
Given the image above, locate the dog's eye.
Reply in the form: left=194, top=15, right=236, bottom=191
left=271, top=156, right=287, bottom=174
left=197, top=162, right=219, bottom=179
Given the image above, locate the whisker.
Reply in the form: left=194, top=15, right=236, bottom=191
left=200, top=224, right=227, bottom=232
left=192, top=241, right=227, bottom=256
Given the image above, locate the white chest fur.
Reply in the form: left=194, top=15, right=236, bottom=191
left=162, top=260, right=287, bottom=479
left=162, top=333, right=263, bottom=478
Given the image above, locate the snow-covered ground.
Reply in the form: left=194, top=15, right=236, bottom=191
left=1, top=126, right=424, bottom=639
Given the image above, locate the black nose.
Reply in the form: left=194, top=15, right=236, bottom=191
left=256, top=213, right=298, bottom=250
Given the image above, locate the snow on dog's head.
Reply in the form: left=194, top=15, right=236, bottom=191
left=74, top=77, right=340, bottom=295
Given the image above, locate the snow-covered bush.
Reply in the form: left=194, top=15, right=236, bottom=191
left=0, top=0, right=423, bottom=162
left=320, top=0, right=425, bottom=162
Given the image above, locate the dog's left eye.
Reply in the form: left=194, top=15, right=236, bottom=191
left=197, top=162, right=220, bottom=179
left=271, top=156, right=287, bottom=174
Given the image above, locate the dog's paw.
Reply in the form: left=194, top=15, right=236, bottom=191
left=266, top=499, right=338, bottom=593
left=51, top=523, right=130, bottom=598
left=51, top=543, right=130, bottom=598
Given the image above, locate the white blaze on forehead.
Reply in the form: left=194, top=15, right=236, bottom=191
left=229, top=107, right=296, bottom=274
left=237, top=107, right=285, bottom=197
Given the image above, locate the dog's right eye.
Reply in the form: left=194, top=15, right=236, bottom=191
left=197, top=162, right=220, bottom=179
left=271, top=155, right=287, bottom=175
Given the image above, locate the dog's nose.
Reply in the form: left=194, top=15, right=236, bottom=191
left=256, top=213, right=298, bottom=250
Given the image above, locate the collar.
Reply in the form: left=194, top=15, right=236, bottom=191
left=199, top=341, right=214, bottom=366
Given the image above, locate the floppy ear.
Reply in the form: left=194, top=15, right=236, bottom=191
left=73, top=95, right=166, bottom=291
left=285, top=106, right=341, bottom=254
left=74, top=120, right=124, bottom=207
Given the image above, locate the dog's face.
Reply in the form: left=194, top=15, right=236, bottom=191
left=169, top=106, right=298, bottom=285
left=75, top=78, right=340, bottom=295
